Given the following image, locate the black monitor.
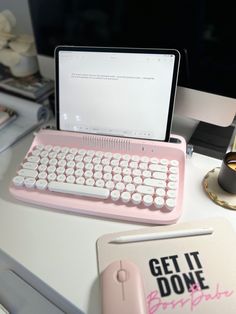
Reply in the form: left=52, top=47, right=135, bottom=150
left=28, top=0, right=236, bottom=126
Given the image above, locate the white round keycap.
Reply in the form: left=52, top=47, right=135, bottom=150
left=75, top=169, right=83, bottom=177
left=116, top=182, right=125, bottom=191
left=95, top=151, right=104, bottom=158
left=126, top=183, right=135, bottom=193
left=57, top=174, right=66, bottom=182
left=120, top=160, right=128, bottom=168
left=140, top=156, right=149, bottom=163
left=139, top=163, right=148, bottom=170
left=58, top=159, right=66, bottom=167
left=102, top=158, right=110, bottom=166
left=87, top=150, right=95, bottom=157
left=133, top=176, right=143, bottom=185
left=170, top=160, right=179, bottom=166
left=111, top=159, right=119, bottom=167
left=38, top=164, right=47, bottom=172
left=94, top=164, right=103, bottom=172
left=66, top=175, right=75, bottom=183
left=113, top=166, right=122, bottom=174
left=27, top=156, right=40, bottom=163
left=131, top=155, right=139, bottom=162
left=67, top=160, right=75, bottom=168
left=86, top=178, right=95, bottom=186
left=36, top=144, right=44, bottom=151
left=84, top=156, right=92, bottom=163
left=47, top=173, right=56, bottom=181
left=131, top=193, right=142, bottom=205
left=49, top=158, right=57, bottom=166
left=143, top=195, right=153, bottom=207
left=76, top=177, right=85, bottom=185
left=57, top=153, right=66, bottom=160
left=123, top=175, right=132, bottom=184
left=66, top=154, right=74, bottom=161
left=75, top=155, right=83, bottom=162
left=132, top=169, right=142, bottom=176
left=78, top=149, right=86, bottom=155
left=105, top=180, right=115, bottom=190
left=38, top=171, right=47, bottom=179
left=49, top=151, right=57, bottom=159
left=104, top=152, right=113, bottom=158
left=154, top=197, right=164, bottom=209
left=142, top=170, right=151, bottom=178
left=35, top=179, right=48, bottom=190
left=84, top=170, right=93, bottom=178
left=122, top=168, right=131, bottom=175
left=40, top=157, right=49, bottom=165
left=53, top=146, right=61, bottom=152
left=47, top=165, right=56, bottom=173
left=76, top=162, right=84, bottom=169
left=66, top=168, right=75, bottom=176
left=121, top=191, right=131, bottom=203
left=24, top=178, right=36, bottom=189
left=103, top=172, right=112, bottom=181
left=167, top=181, right=178, bottom=190
left=32, top=149, right=40, bottom=156
left=113, top=174, right=122, bottom=182
left=45, top=144, right=52, bottom=151
left=160, top=158, right=169, bottom=165
left=92, top=157, right=101, bottom=164
left=103, top=165, right=112, bottom=173
left=169, top=167, right=178, bottom=174
left=150, top=157, right=159, bottom=164
left=61, top=147, right=69, bottom=154
left=169, top=174, right=178, bottom=182
left=56, top=167, right=65, bottom=174
left=130, top=161, right=138, bottom=169
left=94, top=171, right=103, bottom=180
left=113, top=153, right=121, bottom=160
left=166, top=198, right=176, bottom=211
left=111, top=190, right=120, bottom=201
left=123, top=154, right=131, bottom=161
left=96, top=179, right=105, bottom=187
left=85, top=163, right=93, bottom=170
left=69, top=148, right=78, bottom=155
left=156, top=188, right=166, bottom=197
left=40, top=150, right=49, bottom=158
left=12, top=176, right=24, bottom=187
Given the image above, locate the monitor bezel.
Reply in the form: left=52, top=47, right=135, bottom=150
left=54, top=45, right=180, bottom=142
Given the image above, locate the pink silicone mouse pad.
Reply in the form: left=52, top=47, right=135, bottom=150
left=9, top=130, right=186, bottom=224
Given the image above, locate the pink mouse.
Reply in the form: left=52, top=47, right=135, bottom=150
left=101, top=259, right=147, bottom=314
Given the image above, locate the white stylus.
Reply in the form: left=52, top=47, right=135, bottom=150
left=109, top=227, right=214, bottom=244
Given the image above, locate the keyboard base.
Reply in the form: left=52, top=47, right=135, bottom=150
left=10, top=130, right=186, bottom=225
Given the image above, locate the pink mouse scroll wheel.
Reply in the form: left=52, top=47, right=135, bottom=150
left=117, top=269, right=127, bottom=282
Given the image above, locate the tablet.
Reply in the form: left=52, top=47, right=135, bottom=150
left=55, top=46, right=180, bottom=142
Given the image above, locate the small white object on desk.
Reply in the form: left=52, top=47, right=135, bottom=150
left=109, top=227, right=214, bottom=243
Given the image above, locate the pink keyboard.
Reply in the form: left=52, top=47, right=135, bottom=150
left=10, top=130, right=186, bottom=224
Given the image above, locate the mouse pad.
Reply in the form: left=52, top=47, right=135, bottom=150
left=97, top=218, right=236, bottom=314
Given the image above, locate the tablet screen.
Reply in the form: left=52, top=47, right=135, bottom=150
left=55, top=47, right=180, bottom=141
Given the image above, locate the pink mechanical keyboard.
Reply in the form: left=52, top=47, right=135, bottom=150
left=10, top=130, right=186, bottom=224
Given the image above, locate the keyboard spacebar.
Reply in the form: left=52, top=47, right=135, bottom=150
left=48, top=181, right=110, bottom=199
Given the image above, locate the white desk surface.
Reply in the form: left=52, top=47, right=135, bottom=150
left=0, top=130, right=236, bottom=314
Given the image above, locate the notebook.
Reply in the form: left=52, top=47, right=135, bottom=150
left=97, top=218, right=236, bottom=313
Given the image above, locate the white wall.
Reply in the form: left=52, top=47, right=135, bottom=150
left=0, top=0, right=33, bottom=35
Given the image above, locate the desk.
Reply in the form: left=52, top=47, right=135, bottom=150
left=0, top=131, right=236, bottom=314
